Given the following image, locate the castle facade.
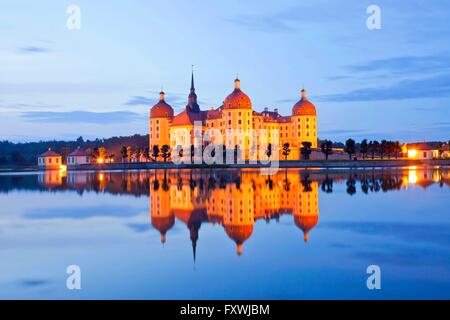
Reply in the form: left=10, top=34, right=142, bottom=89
left=149, top=73, right=317, bottom=161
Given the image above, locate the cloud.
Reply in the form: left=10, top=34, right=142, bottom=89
left=125, top=96, right=154, bottom=106
left=346, top=55, right=450, bottom=75
left=17, top=46, right=50, bottom=54
left=317, top=74, right=450, bottom=102
left=227, top=2, right=356, bottom=33
left=321, top=221, right=450, bottom=246
left=227, top=16, right=294, bottom=33
left=127, top=222, right=153, bottom=233
left=17, top=278, right=51, bottom=288
left=21, top=111, right=145, bottom=124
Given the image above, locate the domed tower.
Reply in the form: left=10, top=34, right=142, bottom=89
left=150, top=91, right=174, bottom=154
left=150, top=174, right=174, bottom=244
left=291, top=88, right=317, bottom=152
left=223, top=78, right=254, bottom=159
left=293, top=180, right=319, bottom=242
left=222, top=179, right=255, bottom=255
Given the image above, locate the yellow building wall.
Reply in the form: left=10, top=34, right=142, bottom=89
left=149, top=117, right=172, bottom=149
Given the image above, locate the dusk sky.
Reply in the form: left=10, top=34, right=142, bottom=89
left=1, top=0, right=449, bottom=142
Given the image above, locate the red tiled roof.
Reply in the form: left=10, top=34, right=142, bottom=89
left=223, top=89, right=252, bottom=110
left=171, top=108, right=206, bottom=127
left=150, top=100, right=174, bottom=118
left=205, top=109, right=222, bottom=120
left=407, top=142, right=441, bottom=150
left=69, top=148, right=88, bottom=156
left=277, top=116, right=292, bottom=123
left=39, top=149, right=61, bottom=157
left=292, top=98, right=317, bottom=116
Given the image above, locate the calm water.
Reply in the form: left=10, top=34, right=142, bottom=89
left=0, top=167, right=449, bottom=299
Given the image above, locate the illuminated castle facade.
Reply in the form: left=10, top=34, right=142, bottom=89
left=149, top=72, right=317, bottom=160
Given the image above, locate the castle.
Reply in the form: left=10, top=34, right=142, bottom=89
left=149, top=72, right=317, bottom=161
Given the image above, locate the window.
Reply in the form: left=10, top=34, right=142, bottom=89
left=238, top=120, right=242, bottom=125
left=239, top=112, right=242, bottom=116
left=48, top=158, right=52, bottom=163
left=424, top=152, right=427, bottom=158
left=156, top=119, right=159, bottom=124
left=228, top=120, right=231, bottom=125
left=86, top=157, right=89, bottom=162
left=56, top=158, right=59, bottom=163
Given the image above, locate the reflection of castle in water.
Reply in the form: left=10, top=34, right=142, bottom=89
left=151, top=170, right=319, bottom=256
left=4, top=167, right=447, bottom=257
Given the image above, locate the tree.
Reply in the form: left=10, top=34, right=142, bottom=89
left=143, top=147, right=150, bottom=161
left=135, top=147, right=141, bottom=162
left=234, top=145, right=241, bottom=162
left=161, top=145, right=171, bottom=163
left=371, top=140, right=380, bottom=160
left=222, top=144, right=227, bottom=164
left=438, top=143, right=446, bottom=159
left=190, top=145, right=195, bottom=163
left=320, top=140, right=333, bottom=160
left=10, top=150, right=25, bottom=164
left=98, top=147, right=107, bottom=160
left=266, top=143, right=272, bottom=160
left=151, top=145, right=160, bottom=162
left=360, top=139, right=368, bottom=159
left=300, top=141, right=312, bottom=160
left=394, top=141, right=402, bottom=159
left=120, top=146, right=127, bottom=163
left=92, top=147, right=100, bottom=160
left=380, top=140, right=388, bottom=159
left=282, top=143, right=290, bottom=160
left=126, top=146, right=132, bottom=162
left=345, top=138, right=356, bottom=160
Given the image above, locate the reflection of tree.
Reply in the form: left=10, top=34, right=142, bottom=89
left=346, top=176, right=356, bottom=195
left=301, top=174, right=312, bottom=192
left=284, top=169, right=291, bottom=191
left=360, top=178, right=369, bottom=194
left=153, top=179, right=160, bottom=191
left=207, top=177, right=216, bottom=190
left=234, top=177, right=241, bottom=190
left=321, top=175, right=333, bottom=193
left=266, top=176, right=273, bottom=190
left=177, top=175, right=183, bottom=190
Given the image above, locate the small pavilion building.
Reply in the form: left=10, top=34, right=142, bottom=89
left=67, top=147, right=92, bottom=166
left=38, top=149, right=62, bottom=170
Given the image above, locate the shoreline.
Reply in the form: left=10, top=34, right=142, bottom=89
left=2, top=159, right=450, bottom=173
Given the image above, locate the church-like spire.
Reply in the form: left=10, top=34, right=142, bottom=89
left=187, top=65, right=200, bottom=112
left=190, top=66, right=195, bottom=93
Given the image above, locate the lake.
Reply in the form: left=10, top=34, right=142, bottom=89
left=0, top=166, right=449, bottom=299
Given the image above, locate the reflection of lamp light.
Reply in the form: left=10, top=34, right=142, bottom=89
left=98, top=173, right=104, bottom=181
left=408, top=170, right=418, bottom=184
left=408, top=149, right=418, bottom=159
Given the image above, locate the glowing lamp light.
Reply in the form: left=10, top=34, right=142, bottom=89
left=97, top=158, right=105, bottom=164
left=59, top=164, right=67, bottom=171
left=408, top=170, right=418, bottom=184
left=407, top=149, right=418, bottom=159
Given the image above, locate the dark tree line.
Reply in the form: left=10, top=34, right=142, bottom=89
left=0, top=134, right=149, bottom=165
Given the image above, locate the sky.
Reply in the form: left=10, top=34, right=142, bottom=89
left=1, top=0, right=449, bottom=143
